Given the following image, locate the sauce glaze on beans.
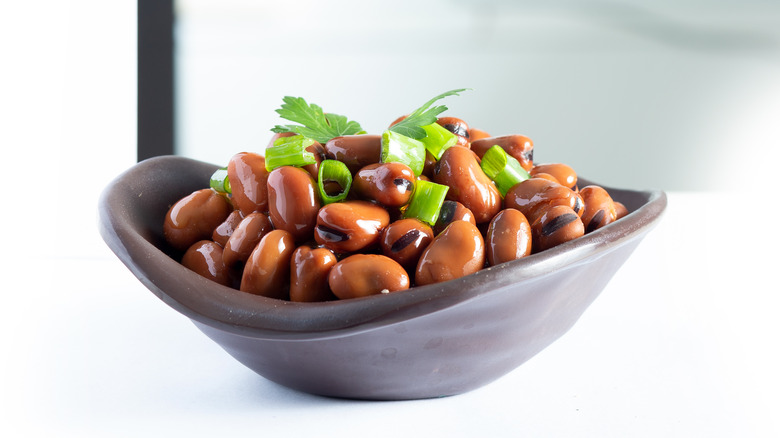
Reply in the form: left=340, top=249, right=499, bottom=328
left=165, top=113, right=628, bottom=301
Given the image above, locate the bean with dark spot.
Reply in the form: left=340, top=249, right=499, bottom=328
left=314, top=200, right=390, bottom=253
left=436, top=116, right=470, bottom=147
left=433, top=200, right=476, bottom=235
left=579, top=185, right=617, bottom=233
left=415, top=220, right=485, bottom=286
left=380, top=218, right=434, bottom=270
left=504, top=178, right=583, bottom=224
left=353, top=162, right=416, bottom=207
left=533, top=205, right=584, bottom=251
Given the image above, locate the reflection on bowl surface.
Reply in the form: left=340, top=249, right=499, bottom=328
left=99, top=156, right=666, bottom=400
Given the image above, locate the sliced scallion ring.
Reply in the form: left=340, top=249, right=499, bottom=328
left=381, top=130, right=426, bottom=176
left=317, top=159, right=352, bottom=204
left=403, top=179, right=449, bottom=226
left=209, top=167, right=231, bottom=194
left=265, top=135, right=317, bottom=172
left=480, top=144, right=530, bottom=196
left=419, top=123, right=458, bottom=160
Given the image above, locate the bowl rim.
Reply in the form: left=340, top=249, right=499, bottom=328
left=99, top=155, right=667, bottom=340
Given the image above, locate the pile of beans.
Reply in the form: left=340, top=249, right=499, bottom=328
left=163, top=117, right=629, bottom=301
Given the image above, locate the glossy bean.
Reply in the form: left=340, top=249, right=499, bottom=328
left=533, top=205, right=584, bottom=251
left=486, top=209, right=532, bottom=266
left=433, top=200, right=476, bottom=235
left=470, top=135, right=534, bottom=171
left=328, top=254, right=410, bottom=299
left=240, top=229, right=295, bottom=299
left=324, top=135, right=382, bottom=174
left=353, top=162, right=415, bottom=207
left=436, top=116, right=470, bottom=148
left=415, top=220, right=485, bottom=286
left=380, top=218, right=434, bottom=270
left=314, top=200, right=390, bottom=253
left=531, top=163, right=578, bottom=190
left=615, top=201, right=629, bottom=220
left=433, top=146, right=502, bottom=224
left=223, top=212, right=273, bottom=266
left=579, top=185, right=617, bottom=233
left=289, top=246, right=338, bottom=302
left=267, top=166, right=320, bottom=242
left=212, top=210, right=243, bottom=247
left=181, top=240, right=232, bottom=286
left=468, top=127, right=491, bottom=142
left=227, top=152, right=269, bottom=216
left=164, top=188, right=232, bottom=251
left=504, top=178, right=584, bottom=224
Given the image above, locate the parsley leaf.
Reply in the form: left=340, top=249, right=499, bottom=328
left=271, top=96, right=363, bottom=144
left=389, top=88, right=470, bottom=140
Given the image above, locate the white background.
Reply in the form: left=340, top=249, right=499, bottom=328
left=1, top=1, right=779, bottom=436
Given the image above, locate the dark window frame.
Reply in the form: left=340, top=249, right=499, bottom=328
left=137, top=0, right=175, bottom=161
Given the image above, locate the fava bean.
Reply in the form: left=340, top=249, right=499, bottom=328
left=212, top=210, right=243, bottom=247
left=182, top=240, right=232, bottom=287
left=267, top=166, right=320, bottom=242
left=533, top=205, right=584, bottom=251
left=415, top=220, right=485, bottom=286
left=223, top=212, right=273, bottom=266
left=324, top=135, right=382, bottom=174
left=240, top=229, right=295, bottom=299
left=433, top=200, right=476, bottom=235
left=615, top=201, right=629, bottom=220
left=227, top=152, right=269, bottom=216
left=353, top=162, right=415, bottom=208
left=486, top=209, right=532, bottom=266
left=164, top=188, right=232, bottom=251
left=433, top=146, right=501, bottom=224
left=314, top=200, right=390, bottom=253
left=579, top=185, right=617, bottom=233
left=380, top=218, right=434, bottom=270
left=328, top=254, right=410, bottom=299
left=290, top=246, right=338, bottom=302
left=504, top=178, right=583, bottom=224
left=531, top=163, right=578, bottom=190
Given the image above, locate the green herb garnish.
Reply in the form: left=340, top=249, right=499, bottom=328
left=403, top=180, right=449, bottom=226
left=271, top=96, right=364, bottom=144
left=389, top=89, right=469, bottom=140
left=317, top=159, right=352, bottom=205
left=480, top=144, right=530, bottom=196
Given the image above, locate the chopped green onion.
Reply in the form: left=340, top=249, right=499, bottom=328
left=317, top=159, right=352, bottom=205
left=419, top=123, right=458, bottom=160
left=480, top=144, right=530, bottom=196
left=210, top=167, right=231, bottom=194
left=381, top=130, right=426, bottom=176
left=265, top=135, right=317, bottom=172
left=403, top=180, right=449, bottom=226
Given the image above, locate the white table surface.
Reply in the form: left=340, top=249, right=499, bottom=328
left=2, top=190, right=778, bottom=437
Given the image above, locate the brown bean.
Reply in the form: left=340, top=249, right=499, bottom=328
left=415, top=220, right=485, bottom=286
left=227, top=152, right=269, bottom=216
left=504, top=178, right=584, bottom=224
left=529, top=172, right=559, bottom=184
left=532, top=205, right=584, bottom=251
left=433, top=200, right=476, bottom=235
left=486, top=209, right=532, bottom=266
left=324, top=135, right=381, bottom=174
left=181, top=240, right=232, bottom=286
left=436, top=116, right=470, bottom=148
left=314, top=200, right=390, bottom=253
left=328, top=254, right=410, bottom=299
left=471, top=135, right=534, bottom=171
left=290, top=246, right=338, bottom=302
left=212, top=210, right=243, bottom=247
left=468, top=127, right=491, bottom=142
left=531, top=163, right=578, bottom=190
left=579, top=185, right=617, bottom=233
left=164, top=188, right=232, bottom=252
left=223, top=212, right=273, bottom=267
left=267, top=166, right=320, bottom=242
left=353, top=162, right=415, bottom=207
left=615, top=201, right=629, bottom=220
left=380, top=218, right=434, bottom=270
left=240, top=229, right=295, bottom=299
left=433, top=146, right=502, bottom=224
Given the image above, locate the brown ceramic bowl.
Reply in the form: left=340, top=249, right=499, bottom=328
left=98, top=156, right=666, bottom=400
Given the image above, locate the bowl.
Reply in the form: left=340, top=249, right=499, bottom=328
left=98, top=155, right=666, bottom=400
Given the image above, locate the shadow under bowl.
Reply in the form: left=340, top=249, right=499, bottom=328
left=98, top=156, right=666, bottom=400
